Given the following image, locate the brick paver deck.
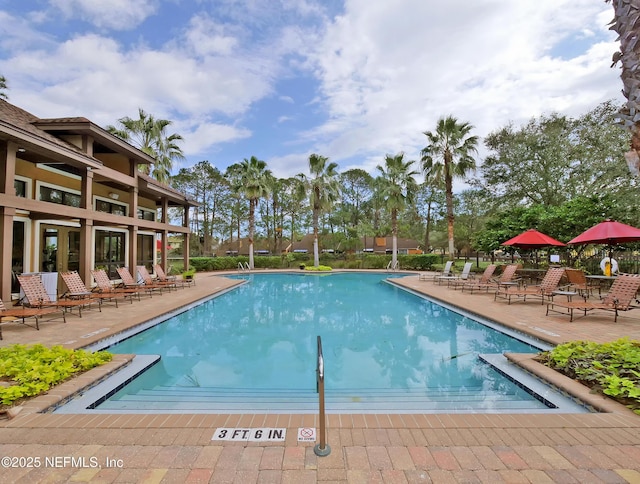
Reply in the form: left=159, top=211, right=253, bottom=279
left=1, top=271, right=639, bottom=483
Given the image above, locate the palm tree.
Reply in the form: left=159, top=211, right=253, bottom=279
left=282, top=176, right=307, bottom=250
left=0, top=75, right=8, bottom=100
left=227, top=156, right=271, bottom=269
left=107, top=108, right=185, bottom=183
left=299, top=154, right=340, bottom=267
left=421, top=116, right=478, bottom=260
left=607, top=0, right=640, bottom=175
left=376, top=153, right=419, bottom=268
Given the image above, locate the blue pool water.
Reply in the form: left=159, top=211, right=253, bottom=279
left=90, top=272, right=566, bottom=413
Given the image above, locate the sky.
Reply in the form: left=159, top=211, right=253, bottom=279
left=0, top=0, right=625, bottom=181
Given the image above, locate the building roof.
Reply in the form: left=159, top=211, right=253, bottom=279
left=0, top=100, right=196, bottom=207
left=0, top=100, right=103, bottom=169
left=361, top=236, right=422, bottom=252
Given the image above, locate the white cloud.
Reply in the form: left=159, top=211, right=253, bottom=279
left=0, top=0, right=626, bottom=181
left=301, top=0, right=623, bottom=170
left=49, top=0, right=158, bottom=30
left=180, top=121, right=252, bottom=156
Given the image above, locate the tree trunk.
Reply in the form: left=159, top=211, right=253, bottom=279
left=392, top=209, right=398, bottom=268
left=445, top=167, right=455, bottom=260
left=423, top=202, right=432, bottom=252
left=313, top=207, right=320, bottom=267
left=248, top=199, right=255, bottom=269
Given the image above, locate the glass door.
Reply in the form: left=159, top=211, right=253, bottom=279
left=95, top=230, right=126, bottom=279
left=41, top=227, right=58, bottom=272
left=40, top=225, right=81, bottom=273
left=11, top=221, right=26, bottom=294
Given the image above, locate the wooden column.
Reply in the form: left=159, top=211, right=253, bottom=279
left=128, top=186, right=139, bottom=272
left=160, top=197, right=169, bottom=271
left=79, top=167, right=94, bottom=285
left=0, top=141, right=17, bottom=302
left=0, top=207, right=15, bottom=303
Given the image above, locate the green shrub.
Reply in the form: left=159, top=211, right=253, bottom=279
left=0, top=344, right=112, bottom=408
left=361, top=255, right=389, bottom=269
left=398, top=254, right=440, bottom=270
left=305, top=265, right=332, bottom=272
left=537, top=338, right=640, bottom=415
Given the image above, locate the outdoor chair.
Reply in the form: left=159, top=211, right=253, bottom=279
left=459, top=264, right=497, bottom=293
left=137, top=265, right=176, bottom=292
left=0, top=297, right=65, bottom=339
left=424, top=260, right=454, bottom=283
left=495, top=267, right=566, bottom=305
left=16, top=274, right=97, bottom=317
left=441, top=262, right=474, bottom=288
left=564, top=268, right=592, bottom=297
left=91, top=269, right=141, bottom=302
left=116, top=267, right=160, bottom=296
left=155, top=264, right=194, bottom=288
left=546, top=273, right=640, bottom=322
left=461, top=264, right=520, bottom=294
left=60, top=270, right=121, bottom=308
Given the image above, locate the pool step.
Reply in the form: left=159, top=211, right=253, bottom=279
left=97, top=385, right=548, bottom=413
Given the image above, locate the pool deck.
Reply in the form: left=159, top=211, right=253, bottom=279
left=1, top=270, right=639, bottom=483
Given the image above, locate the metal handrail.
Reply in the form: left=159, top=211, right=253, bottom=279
left=314, top=335, right=330, bottom=456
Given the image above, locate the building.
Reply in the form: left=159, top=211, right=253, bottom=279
left=360, top=236, right=423, bottom=255
left=0, top=100, right=197, bottom=302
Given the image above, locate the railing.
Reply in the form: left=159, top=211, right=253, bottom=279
left=314, top=335, right=331, bottom=456
left=386, top=260, right=399, bottom=272
left=237, top=262, right=251, bottom=272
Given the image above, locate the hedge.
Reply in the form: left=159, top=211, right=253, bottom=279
left=182, top=253, right=443, bottom=272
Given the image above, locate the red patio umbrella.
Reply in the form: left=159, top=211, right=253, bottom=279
left=568, top=219, right=640, bottom=268
left=501, top=229, right=566, bottom=249
left=568, top=219, right=640, bottom=245
left=501, top=229, right=565, bottom=268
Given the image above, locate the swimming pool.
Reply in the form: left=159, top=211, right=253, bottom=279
left=66, top=272, right=588, bottom=414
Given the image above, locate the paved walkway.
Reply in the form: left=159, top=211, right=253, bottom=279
left=1, top=271, right=639, bottom=483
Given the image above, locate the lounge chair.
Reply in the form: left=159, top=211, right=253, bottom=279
left=116, top=267, right=161, bottom=296
left=16, top=274, right=97, bottom=317
left=137, top=265, right=176, bottom=292
left=0, top=297, right=65, bottom=339
left=442, top=262, right=474, bottom=288
left=425, top=260, right=454, bottom=283
left=91, top=269, right=141, bottom=302
left=564, top=268, right=592, bottom=297
left=495, top=267, right=566, bottom=305
left=461, top=264, right=507, bottom=294
left=546, top=273, right=640, bottom=322
left=154, top=264, right=194, bottom=288
left=60, top=270, right=121, bottom=308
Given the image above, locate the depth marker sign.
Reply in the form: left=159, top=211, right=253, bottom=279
left=212, top=428, right=286, bottom=442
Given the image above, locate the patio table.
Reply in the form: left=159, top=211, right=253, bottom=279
left=586, top=275, right=616, bottom=294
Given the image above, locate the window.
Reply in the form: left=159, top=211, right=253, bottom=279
left=137, top=208, right=155, bottom=221
left=96, top=199, right=127, bottom=216
left=39, top=186, right=81, bottom=207
left=14, top=179, right=26, bottom=198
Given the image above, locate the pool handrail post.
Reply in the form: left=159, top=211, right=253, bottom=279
left=314, top=335, right=331, bottom=457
